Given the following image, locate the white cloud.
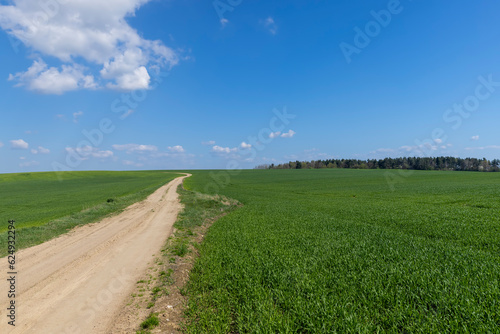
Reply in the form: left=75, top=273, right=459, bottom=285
left=220, top=18, right=229, bottom=28
left=400, top=143, right=438, bottom=153
left=369, top=148, right=396, bottom=154
left=202, top=140, right=216, bottom=146
left=269, top=131, right=281, bottom=139
left=122, top=160, right=144, bottom=167
left=120, top=109, right=135, bottom=119
left=104, top=65, right=150, bottom=91
left=284, top=154, right=299, bottom=161
left=10, top=139, right=29, bottom=149
left=66, top=146, right=113, bottom=159
left=300, top=148, right=329, bottom=160
left=19, top=160, right=39, bottom=168
left=281, top=130, right=296, bottom=138
left=465, top=145, right=500, bottom=151
left=370, top=142, right=452, bottom=157
left=471, top=135, right=480, bottom=141
left=434, top=138, right=443, bottom=144
left=168, top=145, right=185, bottom=153
left=277, top=149, right=330, bottom=163
left=9, top=59, right=96, bottom=94
left=0, top=0, right=178, bottom=93
left=31, top=146, right=50, bottom=154
left=149, top=150, right=196, bottom=168
left=112, top=143, right=158, bottom=153
left=240, top=142, right=252, bottom=149
left=0, top=142, right=3, bottom=148
left=73, top=111, right=84, bottom=123
left=262, top=16, right=277, bottom=35
left=211, top=145, right=237, bottom=154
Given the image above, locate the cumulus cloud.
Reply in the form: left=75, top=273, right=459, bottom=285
left=202, top=140, right=216, bottom=146
left=285, top=148, right=329, bottom=161
left=112, top=143, right=158, bottom=153
left=19, top=160, right=40, bottom=168
left=269, top=131, right=281, bottom=139
left=9, top=59, right=96, bottom=94
left=10, top=139, right=29, bottom=149
left=401, top=143, right=438, bottom=153
left=211, top=145, right=237, bottom=154
left=168, top=145, right=185, bottom=153
left=120, top=109, right=135, bottom=120
left=370, top=142, right=454, bottom=157
left=465, top=145, right=500, bottom=151
left=73, top=111, right=84, bottom=123
left=471, top=135, right=480, bottom=141
left=220, top=18, right=229, bottom=28
left=0, top=0, right=178, bottom=93
left=370, top=148, right=396, bottom=154
left=66, top=146, right=113, bottom=159
left=122, top=160, right=144, bottom=167
left=301, top=148, right=329, bottom=160
left=261, top=16, right=277, bottom=35
left=284, top=154, right=299, bottom=161
left=31, top=146, right=50, bottom=154
left=240, top=142, right=252, bottom=149
left=281, top=130, right=296, bottom=138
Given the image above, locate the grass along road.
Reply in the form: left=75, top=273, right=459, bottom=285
left=115, top=183, right=241, bottom=333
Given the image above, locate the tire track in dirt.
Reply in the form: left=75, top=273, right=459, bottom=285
left=0, top=174, right=190, bottom=333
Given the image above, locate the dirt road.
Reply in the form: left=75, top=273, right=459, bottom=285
left=0, top=174, right=190, bottom=333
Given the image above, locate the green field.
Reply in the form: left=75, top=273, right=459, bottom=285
left=2, top=169, right=499, bottom=332
left=183, top=169, right=500, bottom=333
left=0, top=171, right=180, bottom=256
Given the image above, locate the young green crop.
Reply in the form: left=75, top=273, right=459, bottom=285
left=182, top=169, right=500, bottom=333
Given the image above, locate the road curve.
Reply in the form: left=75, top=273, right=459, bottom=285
left=0, top=174, right=190, bottom=334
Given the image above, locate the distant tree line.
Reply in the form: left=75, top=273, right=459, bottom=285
left=255, top=157, right=500, bottom=172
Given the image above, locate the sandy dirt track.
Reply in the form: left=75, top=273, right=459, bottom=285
left=1, top=174, right=190, bottom=333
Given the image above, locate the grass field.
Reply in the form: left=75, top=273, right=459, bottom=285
left=183, top=169, right=500, bottom=333
left=0, top=171, right=180, bottom=256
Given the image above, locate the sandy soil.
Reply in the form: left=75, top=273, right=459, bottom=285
left=0, top=174, right=190, bottom=334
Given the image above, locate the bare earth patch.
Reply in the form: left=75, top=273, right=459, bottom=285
left=111, top=226, right=197, bottom=334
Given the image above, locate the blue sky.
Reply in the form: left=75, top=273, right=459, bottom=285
left=1, top=0, right=499, bottom=173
